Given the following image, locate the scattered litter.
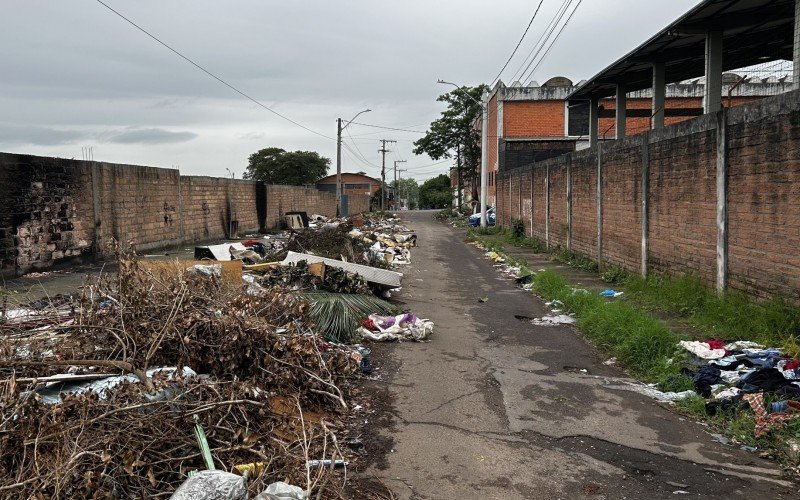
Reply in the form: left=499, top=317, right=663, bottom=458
left=603, top=357, right=618, bottom=366
left=600, top=289, right=624, bottom=298
left=478, top=296, right=489, bottom=303
left=604, top=381, right=695, bottom=403
left=255, top=482, right=308, bottom=500
left=358, top=312, right=434, bottom=342
left=532, top=314, right=576, bottom=326
left=710, top=433, right=730, bottom=445
left=306, top=459, right=348, bottom=468
left=170, top=470, right=246, bottom=500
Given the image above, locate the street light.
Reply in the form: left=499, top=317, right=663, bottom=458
left=337, top=108, right=371, bottom=216
left=437, top=79, right=489, bottom=228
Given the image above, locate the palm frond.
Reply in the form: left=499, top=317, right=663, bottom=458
left=301, top=292, right=398, bottom=343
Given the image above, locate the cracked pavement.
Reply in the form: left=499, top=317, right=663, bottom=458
left=365, top=211, right=795, bottom=499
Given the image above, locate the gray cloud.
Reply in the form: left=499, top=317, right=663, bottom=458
left=0, top=0, right=699, bottom=180
left=0, top=124, right=87, bottom=146
left=105, top=128, right=198, bottom=144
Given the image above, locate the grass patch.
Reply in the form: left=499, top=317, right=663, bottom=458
left=530, top=270, right=681, bottom=381
left=624, top=273, right=800, bottom=355
left=552, top=247, right=599, bottom=272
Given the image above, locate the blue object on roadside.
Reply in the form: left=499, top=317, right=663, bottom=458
left=600, top=289, right=618, bottom=297
left=469, top=209, right=496, bottom=227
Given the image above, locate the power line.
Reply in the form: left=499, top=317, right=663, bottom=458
left=489, top=0, right=545, bottom=87
left=522, top=0, right=583, bottom=83
left=349, top=122, right=426, bottom=134
left=515, top=0, right=574, bottom=84
left=344, top=127, right=381, bottom=167
left=509, top=0, right=572, bottom=84
left=94, top=0, right=333, bottom=140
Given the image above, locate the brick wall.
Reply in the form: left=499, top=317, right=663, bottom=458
left=495, top=90, right=800, bottom=301
left=504, top=100, right=565, bottom=137
left=0, top=153, right=350, bottom=276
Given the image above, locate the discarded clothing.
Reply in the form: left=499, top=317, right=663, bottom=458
left=740, top=368, right=792, bottom=393
left=681, top=366, right=722, bottom=397
left=713, top=387, right=741, bottom=400
left=724, top=341, right=763, bottom=351
left=532, top=314, right=576, bottom=326
left=704, top=338, right=726, bottom=351
left=678, top=340, right=727, bottom=360
left=743, top=392, right=800, bottom=437
left=359, top=313, right=433, bottom=342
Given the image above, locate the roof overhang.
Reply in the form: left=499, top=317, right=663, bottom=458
left=567, top=0, right=796, bottom=100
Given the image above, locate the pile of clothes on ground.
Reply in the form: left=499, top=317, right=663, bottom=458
left=358, top=312, right=434, bottom=342
left=678, top=339, right=800, bottom=435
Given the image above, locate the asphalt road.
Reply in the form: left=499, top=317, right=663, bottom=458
left=366, top=210, right=795, bottom=499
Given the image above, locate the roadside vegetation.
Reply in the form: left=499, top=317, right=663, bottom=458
left=459, top=216, right=800, bottom=470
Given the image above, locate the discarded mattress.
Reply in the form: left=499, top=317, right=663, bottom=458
left=282, top=251, right=403, bottom=288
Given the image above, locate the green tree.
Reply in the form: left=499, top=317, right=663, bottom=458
left=413, top=84, right=488, bottom=208
left=418, top=174, right=452, bottom=209
left=391, top=178, right=420, bottom=209
left=243, top=147, right=329, bottom=185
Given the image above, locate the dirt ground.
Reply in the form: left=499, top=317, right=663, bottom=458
left=353, top=210, right=796, bottom=499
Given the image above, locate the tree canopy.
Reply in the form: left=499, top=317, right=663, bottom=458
left=243, top=147, right=329, bottom=185
left=413, top=84, right=488, bottom=206
left=418, top=174, right=452, bottom=209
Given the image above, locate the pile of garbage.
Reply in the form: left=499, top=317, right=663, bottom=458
left=676, top=340, right=800, bottom=434
left=0, top=258, right=358, bottom=498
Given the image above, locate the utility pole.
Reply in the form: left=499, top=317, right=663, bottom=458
left=336, top=118, right=343, bottom=216
left=393, top=159, right=406, bottom=210
left=336, top=109, right=371, bottom=216
left=378, top=139, right=396, bottom=211
left=398, top=168, right=408, bottom=209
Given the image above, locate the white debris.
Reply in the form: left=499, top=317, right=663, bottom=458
left=532, top=314, right=576, bottom=326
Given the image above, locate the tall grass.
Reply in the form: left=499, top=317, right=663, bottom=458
left=625, top=274, right=800, bottom=354
left=531, top=270, right=681, bottom=381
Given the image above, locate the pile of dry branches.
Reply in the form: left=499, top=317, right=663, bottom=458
left=0, top=257, right=359, bottom=497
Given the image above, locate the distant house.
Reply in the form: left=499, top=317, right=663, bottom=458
left=316, top=172, right=382, bottom=196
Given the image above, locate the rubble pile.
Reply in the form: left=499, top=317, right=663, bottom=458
left=0, top=258, right=357, bottom=498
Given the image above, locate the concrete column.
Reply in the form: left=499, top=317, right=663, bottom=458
left=518, top=173, right=522, bottom=222
left=715, top=109, right=728, bottom=293
left=90, top=162, right=102, bottom=256
left=566, top=158, right=572, bottom=251
left=794, top=0, right=800, bottom=89
left=596, top=145, right=603, bottom=266
left=529, top=166, right=534, bottom=237
left=641, top=134, right=650, bottom=277
left=589, top=96, right=599, bottom=148
left=545, top=163, right=551, bottom=248
left=480, top=100, right=489, bottom=227
left=652, top=62, right=666, bottom=129
left=177, top=174, right=185, bottom=243
left=616, top=84, right=627, bottom=139
left=509, top=172, right=513, bottom=223
left=704, top=30, right=723, bottom=114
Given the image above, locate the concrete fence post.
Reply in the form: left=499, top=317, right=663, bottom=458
left=641, top=134, right=650, bottom=277
left=90, top=162, right=101, bottom=256
left=545, top=163, right=551, bottom=248
left=596, top=144, right=603, bottom=266
left=177, top=174, right=185, bottom=243
left=529, top=165, right=534, bottom=237
left=509, top=172, right=513, bottom=224
left=518, top=173, right=522, bottom=223
left=566, top=157, right=572, bottom=251
left=716, top=109, right=728, bottom=293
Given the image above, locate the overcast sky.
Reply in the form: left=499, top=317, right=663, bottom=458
left=0, top=0, right=699, bottom=182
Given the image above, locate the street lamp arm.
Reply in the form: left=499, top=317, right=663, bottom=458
left=437, top=79, right=483, bottom=108
left=342, top=109, right=371, bottom=131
